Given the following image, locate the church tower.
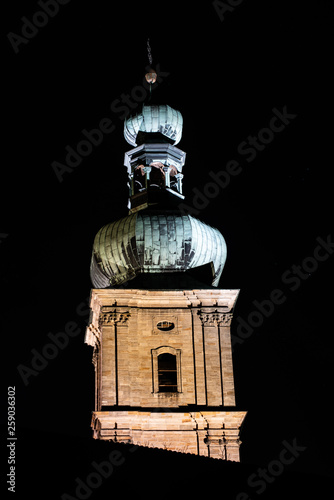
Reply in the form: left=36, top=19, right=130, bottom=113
left=85, top=60, right=247, bottom=461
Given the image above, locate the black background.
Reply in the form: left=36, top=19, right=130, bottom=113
left=2, top=0, right=333, bottom=498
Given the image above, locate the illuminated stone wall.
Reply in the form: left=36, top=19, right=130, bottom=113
left=85, top=289, right=246, bottom=461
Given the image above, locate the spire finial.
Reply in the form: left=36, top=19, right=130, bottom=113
left=147, top=38, right=153, bottom=66
left=145, top=38, right=157, bottom=85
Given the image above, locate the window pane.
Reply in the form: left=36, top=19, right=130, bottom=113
left=158, top=353, right=177, bottom=392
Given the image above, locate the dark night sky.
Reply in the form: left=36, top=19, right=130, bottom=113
left=2, top=1, right=333, bottom=498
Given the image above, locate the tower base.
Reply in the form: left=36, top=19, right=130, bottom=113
left=91, top=410, right=246, bottom=461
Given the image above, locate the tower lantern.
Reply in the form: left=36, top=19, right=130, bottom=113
left=85, top=59, right=247, bottom=460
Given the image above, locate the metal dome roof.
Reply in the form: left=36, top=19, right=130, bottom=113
left=124, top=105, right=183, bottom=146
left=90, top=212, right=227, bottom=288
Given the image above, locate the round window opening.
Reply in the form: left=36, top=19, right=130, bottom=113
left=157, top=321, right=175, bottom=332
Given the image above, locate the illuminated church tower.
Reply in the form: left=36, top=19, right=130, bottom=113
left=85, top=60, right=246, bottom=461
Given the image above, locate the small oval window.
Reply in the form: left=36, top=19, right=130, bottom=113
left=157, top=321, right=175, bottom=331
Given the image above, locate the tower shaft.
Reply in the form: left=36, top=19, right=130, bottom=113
left=85, top=289, right=246, bottom=460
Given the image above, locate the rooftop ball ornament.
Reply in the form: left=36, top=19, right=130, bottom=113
left=145, top=69, right=157, bottom=84
left=145, top=38, right=157, bottom=97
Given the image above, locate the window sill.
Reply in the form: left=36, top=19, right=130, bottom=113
left=153, top=392, right=182, bottom=398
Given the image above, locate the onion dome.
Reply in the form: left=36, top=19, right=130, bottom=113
left=90, top=212, right=227, bottom=288
left=124, top=105, right=183, bottom=147
left=89, top=62, right=228, bottom=289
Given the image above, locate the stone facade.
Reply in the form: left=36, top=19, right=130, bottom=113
left=85, top=289, right=247, bottom=460
left=91, top=411, right=245, bottom=461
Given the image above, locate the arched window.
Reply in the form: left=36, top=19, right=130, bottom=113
left=158, top=353, right=177, bottom=392
left=151, top=346, right=181, bottom=394
left=133, top=166, right=145, bottom=193
left=149, top=165, right=164, bottom=189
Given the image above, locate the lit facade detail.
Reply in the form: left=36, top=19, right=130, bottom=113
left=85, top=68, right=246, bottom=460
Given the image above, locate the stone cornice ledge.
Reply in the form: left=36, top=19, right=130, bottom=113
left=88, top=289, right=240, bottom=310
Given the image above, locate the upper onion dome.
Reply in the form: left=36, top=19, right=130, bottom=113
left=90, top=212, right=227, bottom=288
left=124, top=105, right=183, bottom=147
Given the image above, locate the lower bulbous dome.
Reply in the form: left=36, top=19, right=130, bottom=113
left=90, top=212, right=227, bottom=288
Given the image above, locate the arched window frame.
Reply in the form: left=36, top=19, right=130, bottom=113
left=151, top=346, right=182, bottom=394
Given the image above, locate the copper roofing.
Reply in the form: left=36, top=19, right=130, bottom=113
left=90, top=212, right=227, bottom=288
left=124, top=105, right=183, bottom=147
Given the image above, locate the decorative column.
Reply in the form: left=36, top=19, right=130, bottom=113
left=197, top=309, right=235, bottom=407
left=175, top=172, right=183, bottom=194
left=128, top=172, right=134, bottom=197
left=98, top=308, right=131, bottom=407
left=218, top=313, right=236, bottom=406
left=191, top=309, right=207, bottom=405
left=142, top=166, right=152, bottom=188
left=162, top=166, right=172, bottom=188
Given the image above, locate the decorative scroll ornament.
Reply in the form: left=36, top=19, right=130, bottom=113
left=99, top=308, right=130, bottom=326
left=198, top=310, right=233, bottom=327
